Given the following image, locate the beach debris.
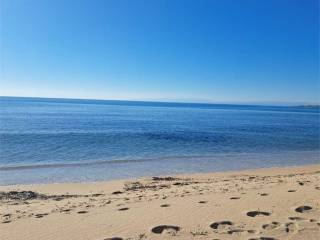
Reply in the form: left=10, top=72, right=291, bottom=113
left=123, top=181, right=170, bottom=192
left=172, top=182, right=189, bottom=186
left=0, top=191, right=46, bottom=201
left=0, top=191, right=104, bottom=202
left=124, top=182, right=145, bottom=191
left=152, top=176, right=178, bottom=181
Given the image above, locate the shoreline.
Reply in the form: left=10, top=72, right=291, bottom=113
left=1, top=163, right=320, bottom=240
left=1, top=150, right=319, bottom=186
left=1, top=162, right=319, bottom=188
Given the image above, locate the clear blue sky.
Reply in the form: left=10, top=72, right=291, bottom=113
left=0, top=0, right=319, bottom=104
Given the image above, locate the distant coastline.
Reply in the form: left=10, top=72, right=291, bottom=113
left=298, top=104, right=320, bottom=109
left=0, top=95, right=318, bottom=109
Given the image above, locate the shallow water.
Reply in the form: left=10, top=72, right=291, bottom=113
left=0, top=97, right=319, bottom=185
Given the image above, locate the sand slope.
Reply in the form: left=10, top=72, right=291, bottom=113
left=1, top=164, right=320, bottom=240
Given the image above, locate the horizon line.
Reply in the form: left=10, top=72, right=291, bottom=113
left=1, top=95, right=319, bottom=108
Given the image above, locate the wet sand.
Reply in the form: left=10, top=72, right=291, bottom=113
left=1, top=164, right=320, bottom=240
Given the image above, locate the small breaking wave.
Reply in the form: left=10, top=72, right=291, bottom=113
left=0, top=158, right=152, bottom=171
left=0, top=154, right=211, bottom=171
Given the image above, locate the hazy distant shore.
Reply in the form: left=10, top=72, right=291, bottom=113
left=1, top=164, right=320, bottom=240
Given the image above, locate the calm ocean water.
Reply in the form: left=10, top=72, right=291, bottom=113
left=0, top=97, right=319, bottom=185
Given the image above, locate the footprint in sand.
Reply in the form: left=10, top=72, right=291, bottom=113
left=259, top=193, right=268, bottom=196
left=210, top=221, right=233, bottom=230
left=295, top=206, right=313, bottom=213
left=60, top=209, right=71, bottom=213
left=151, top=225, right=180, bottom=235
left=284, top=222, right=297, bottom=233
left=103, top=238, right=123, bottom=240
left=34, top=213, right=49, bottom=218
left=160, top=204, right=170, bottom=207
left=249, top=237, right=278, bottom=240
left=77, top=211, right=88, bottom=214
left=112, top=191, right=123, bottom=195
left=288, top=216, right=305, bottom=221
left=118, top=207, right=129, bottom=211
left=230, top=197, right=240, bottom=200
left=247, top=211, right=271, bottom=217
left=262, top=221, right=281, bottom=230
left=227, top=229, right=245, bottom=235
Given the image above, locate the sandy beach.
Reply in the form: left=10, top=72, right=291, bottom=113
left=1, top=164, right=320, bottom=240
left=2, top=1, right=319, bottom=239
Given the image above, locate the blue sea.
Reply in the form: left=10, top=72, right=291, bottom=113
left=0, top=97, right=319, bottom=185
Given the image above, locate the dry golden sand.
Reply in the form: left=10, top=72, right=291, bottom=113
left=1, top=164, right=320, bottom=240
